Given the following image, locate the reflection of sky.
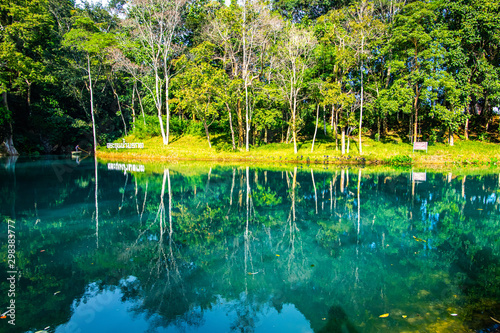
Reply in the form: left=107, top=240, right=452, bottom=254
left=55, top=278, right=313, bottom=333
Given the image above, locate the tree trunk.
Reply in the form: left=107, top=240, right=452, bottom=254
left=341, top=127, right=345, bottom=155
left=245, top=82, right=250, bottom=151
left=88, top=55, right=97, bottom=154
left=359, top=38, right=364, bottom=155
left=413, top=86, right=420, bottom=143
left=26, top=79, right=32, bottom=116
left=323, top=105, right=327, bottom=135
left=292, top=99, right=298, bottom=154
left=334, top=106, right=338, bottom=150
left=464, top=116, right=469, bottom=140
left=155, top=69, right=167, bottom=145
left=203, top=116, right=211, bottom=148
left=237, top=99, right=244, bottom=147
left=165, top=76, right=170, bottom=145
left=226, top=103, right=236, bottom=150
left=135, top=82, right=146, bottom=125
left=1, top=92, right=19, bottom=156
left=111, top=82, right=127, bottom=136
left=377, top=116, right=381, bottom=141
left=311, top=103, right=319, bottom=152
left=131, top=81, right=136, bottom=129
left=449, top=128, right=454, bottom=146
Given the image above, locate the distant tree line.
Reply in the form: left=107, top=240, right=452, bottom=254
left=1, top=0, right=499, bottom=155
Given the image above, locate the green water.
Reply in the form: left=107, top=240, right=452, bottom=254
left=1, top=157, right=500, bottom=333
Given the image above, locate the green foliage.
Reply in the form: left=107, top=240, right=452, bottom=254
left=2, top=0, right=500, bottom=155
left=133, top=115, right=161, bottom=139
left=387, top=154, right=412, bottom=165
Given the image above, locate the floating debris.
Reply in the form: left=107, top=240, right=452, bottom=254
left=379, top=313, right=389, bottom=318
left=54, top=291, right=60, bottom=295
left=451, top=313, right=458, bottom=316
left=247, top=272, right=259, bottom=275
left=275, top=254, right=280, bottom=257
left=413, top=236, right=426, bottom=242
left=402, top=315, right=407, bottom=318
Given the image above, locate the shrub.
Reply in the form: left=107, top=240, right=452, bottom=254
left=387, top=154, right=412, bottom=165
left=133, top=115, right=161, bottom=139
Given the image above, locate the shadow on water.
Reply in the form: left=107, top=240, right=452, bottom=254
left=318, top=306, right=358, bottom=333
left=1, top=155, right=18, bottom=173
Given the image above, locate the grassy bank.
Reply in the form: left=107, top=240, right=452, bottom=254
left=97, top=134, right=500, bottom=167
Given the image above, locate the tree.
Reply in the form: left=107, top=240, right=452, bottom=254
left=172, top=42, right=225, bottom=148
left=0, top=0, right=56, bottom=155
left=124, top=0, right=188, bottom=146
left=389, top=0, right=439, bottom=143
left=63, top=15, right=115, bottom=153
left=440, top=0, right=500, bottom=138
left=205, top=0, right=281, bottom=151
left=273, top=23, right=316, bottom=154
left=345, top=0, right=384, bottom=154
left=315, top=9, right=356, bottom=154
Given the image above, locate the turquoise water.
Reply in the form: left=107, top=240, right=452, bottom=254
left=0, top=157, right=499, bottom=333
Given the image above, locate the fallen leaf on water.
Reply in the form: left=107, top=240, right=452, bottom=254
left=54, top=291, right=60, bottom=295
left=276, top=254, right=280, bottom=257
left=310, top=264, right=315, bottom=267
left=477, top=208, right=483, bottom=210
left=379, top=313, right=389, bottom=318
left=40, top=250, right=45, bottom=252
left=402, top=315, right=407, bottom=318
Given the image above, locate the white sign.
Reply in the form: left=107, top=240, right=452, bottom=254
left=106, top=142, right=144, bottom=149
left=108, top=163, right=145, bottom=173
left=413, top=172, right=426, bottom=182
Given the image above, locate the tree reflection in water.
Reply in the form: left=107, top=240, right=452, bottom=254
left=0, top=160, right=500, bottom=332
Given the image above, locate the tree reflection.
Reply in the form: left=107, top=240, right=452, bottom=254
left=2, top=163, right=500, bottom=332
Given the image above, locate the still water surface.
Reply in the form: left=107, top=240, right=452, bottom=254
left=1, top=157, right=500, bottom=333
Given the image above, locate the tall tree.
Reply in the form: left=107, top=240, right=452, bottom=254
left=389, top=0, right=438, bottom=143
left=440, top=0, right=500, bottom=138
left=0, top=0, right=56, bottom=154
left=273, top=23, right=316, bottom=154
left=63, top=15, right=115, bottom=153
left=206, top=0, right=281, bottom=151
left=346, top=0, right=384, bottom=154
left=124, top=0, right=188, bottom=145
left=172, top=42, right=225, bottom=148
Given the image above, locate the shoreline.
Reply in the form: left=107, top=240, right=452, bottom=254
left=95, top=134, right=500, bottom=168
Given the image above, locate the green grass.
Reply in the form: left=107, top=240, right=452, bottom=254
left=97, top=133, right=500, bottom=167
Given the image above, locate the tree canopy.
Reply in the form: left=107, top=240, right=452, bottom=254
left=1, top=0, right=499, bottom=155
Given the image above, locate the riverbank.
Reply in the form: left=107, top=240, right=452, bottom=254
left=97, top=134, right=500, bottom=167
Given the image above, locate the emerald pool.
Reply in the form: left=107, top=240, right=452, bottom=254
left=1, top=157, right=499, bottom=332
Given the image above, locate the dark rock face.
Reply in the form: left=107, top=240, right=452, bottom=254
left=1, top=136, right=19, bottom=156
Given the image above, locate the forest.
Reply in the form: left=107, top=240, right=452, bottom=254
left=1, top=0, right=499, bottom=156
